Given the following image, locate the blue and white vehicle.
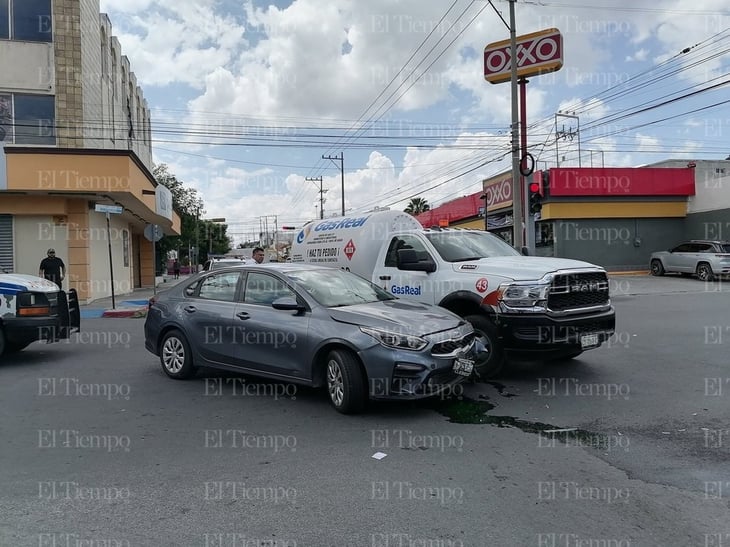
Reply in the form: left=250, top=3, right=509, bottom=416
left=0, top=273, right=80, bottom=358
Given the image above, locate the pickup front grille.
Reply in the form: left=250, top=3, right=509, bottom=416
left=548, top=272, right=610, bottom=312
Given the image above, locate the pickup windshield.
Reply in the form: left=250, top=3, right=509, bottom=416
left=286, top=268, right=396, bottom=307
left=426, top=231, right=520, bottom=262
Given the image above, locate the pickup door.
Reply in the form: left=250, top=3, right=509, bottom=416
left=372, top=234, right=437, bottom=305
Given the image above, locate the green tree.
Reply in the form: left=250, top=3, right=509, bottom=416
left=152, top=164, right=231, bottom=270
left=404, top=197, right=430, bottom=216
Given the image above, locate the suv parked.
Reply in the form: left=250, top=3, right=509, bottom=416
left=650, top=240, right=730, bottom=281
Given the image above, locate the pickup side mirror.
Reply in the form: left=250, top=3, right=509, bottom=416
left=272, top=296, right=306, bottom=313
left=397, top=249, right=436, bottom=273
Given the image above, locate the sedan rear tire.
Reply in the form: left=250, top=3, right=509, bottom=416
left=159, top=330, right=195, bottom=379
left=326, top=349, right=366, bottom=414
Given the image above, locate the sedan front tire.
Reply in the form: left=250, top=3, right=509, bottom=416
left=326, top=349, right=366, bottom=414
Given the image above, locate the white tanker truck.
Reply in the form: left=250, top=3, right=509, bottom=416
left=290, top=210, right=616, bottom=377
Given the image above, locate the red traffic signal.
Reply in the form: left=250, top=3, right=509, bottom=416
left=528, top=178, right=543, bottom=214
left=281, top=226, right=297, bottom=230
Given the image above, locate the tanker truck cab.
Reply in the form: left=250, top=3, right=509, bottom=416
left=291, top=210, right=616, bottom=377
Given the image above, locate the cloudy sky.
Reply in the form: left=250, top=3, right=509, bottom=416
left=97, top=0, right=730, bottom=243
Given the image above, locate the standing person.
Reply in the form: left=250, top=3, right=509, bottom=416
left=252, top=247, right=265, bottom=264
left=173, top=259, right=180, bottom=279
left=39, top=248, right=65, bottom=289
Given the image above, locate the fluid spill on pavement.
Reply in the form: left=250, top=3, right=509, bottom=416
left=432, top=397, right=619, bottom=451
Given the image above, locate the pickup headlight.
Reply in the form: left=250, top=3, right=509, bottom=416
left=360, top=326, right=428, bottom=351
left=499, top=283, right=550, bottom=308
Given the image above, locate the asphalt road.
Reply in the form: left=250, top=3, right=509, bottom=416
left=1, top=276, right=729, bottom=547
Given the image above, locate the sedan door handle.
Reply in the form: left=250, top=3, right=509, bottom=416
left=183, top=305, right=196, bottom=313
left=379, top=275, right=391, bottom=281
left=236, top=311, right=250, bottom=320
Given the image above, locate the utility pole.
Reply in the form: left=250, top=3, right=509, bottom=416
left=273, top=215, right=278, bottom=262
left=508, top=0, right=523, bottom=250
left=322, top=153, right=345, bottom=216
left=306, top=176, right=326, bottom=219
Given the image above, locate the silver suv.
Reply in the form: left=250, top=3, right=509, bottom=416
left=650, top=240, right=730, bottom=281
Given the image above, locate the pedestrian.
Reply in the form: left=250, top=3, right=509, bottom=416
left=252, top=247, right=265, bottom=264
left=38, top=248, right=65, bottom=290
left=173, top=258, right=180, bottom=279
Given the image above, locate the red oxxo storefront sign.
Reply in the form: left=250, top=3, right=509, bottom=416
left=549, top=167, right=696, bottom=196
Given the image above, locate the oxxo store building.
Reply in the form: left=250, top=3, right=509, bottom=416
left=537, top=166, right=696, bottom=270
left=0, top=146, right=181, bottom=303
left=420, top=164, right=701, bottom=271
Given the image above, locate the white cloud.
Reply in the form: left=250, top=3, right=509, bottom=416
left=113, top=0, right=730, bottom=243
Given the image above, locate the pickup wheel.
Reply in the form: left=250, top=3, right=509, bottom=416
left=465, top=314, right=505, bottom=378
left=650, top=259, right=664, bottom=276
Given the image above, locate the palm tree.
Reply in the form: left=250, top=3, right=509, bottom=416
left=404, top=197, right=430, bottom=216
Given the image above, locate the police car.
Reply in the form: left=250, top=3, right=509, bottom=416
left=0, top=273, right=80, bottom=358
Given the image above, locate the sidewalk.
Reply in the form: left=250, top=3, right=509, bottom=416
left=80, top=274, right=192, bottom=318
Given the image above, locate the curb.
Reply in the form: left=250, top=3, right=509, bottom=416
left=607, top=271, right=650, bottom=276
left=101, top=307, right=148, bottom=318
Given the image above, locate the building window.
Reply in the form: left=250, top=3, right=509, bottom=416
left=0, top=0, right=9, bottom=40
left=1, top=0, right=52, bottom=42
left=0, top=93, right=10, bottom=143
left=122, top=230, right=129, bottom=267
left=0, top=93, right=55, bottom=145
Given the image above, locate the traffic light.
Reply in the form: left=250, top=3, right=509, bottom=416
left=528, top=171, right=549, bottom=215
left=281, top=226, right=297, bottom=230
left=528, top=180, right=543, bottom=214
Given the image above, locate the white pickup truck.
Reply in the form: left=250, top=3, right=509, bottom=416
left=0, top=273, right=80, bottom=358
left=291, top=210, right=616, bottom=377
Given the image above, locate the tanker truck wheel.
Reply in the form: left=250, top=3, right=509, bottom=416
left=465, top=315, right=505, bottom=378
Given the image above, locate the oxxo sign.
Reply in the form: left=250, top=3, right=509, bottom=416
left=484, top=28, right=563, bottom=84
left=484, top=177, right=513, bottom=210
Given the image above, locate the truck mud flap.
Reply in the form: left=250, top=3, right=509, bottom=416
left=67, top=288, right=80, bottom=332
left=57, top=289, right=81, bottom=339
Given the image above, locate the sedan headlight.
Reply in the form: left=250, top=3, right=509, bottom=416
left=499, top=283, right=550, bottom=308
left=360, top=326, right=428, bottom=351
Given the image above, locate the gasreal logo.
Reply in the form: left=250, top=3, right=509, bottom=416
left=314, top=216, right=370, bottom=231
left=391, top=285, right=422, bottom=296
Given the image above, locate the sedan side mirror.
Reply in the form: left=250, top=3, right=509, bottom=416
left=272, top=297, right=306, bottom=313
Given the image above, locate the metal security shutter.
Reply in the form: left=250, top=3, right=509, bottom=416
left=0, top=215, right=14, bottom=272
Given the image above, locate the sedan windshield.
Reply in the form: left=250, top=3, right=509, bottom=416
left=286, top=268, right=395, bottom=307
left=426, top=231, right=520, bottom=262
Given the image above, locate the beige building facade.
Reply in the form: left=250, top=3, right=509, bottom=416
left=0, top=0, right=179, bottom=303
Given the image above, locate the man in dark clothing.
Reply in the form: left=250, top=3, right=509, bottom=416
left=38, top=248, right=65, bottom=289
left=173, top=259, right=180, bottom=279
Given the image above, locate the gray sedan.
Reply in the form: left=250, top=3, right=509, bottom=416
left=144, top=264, right=476, bottom=413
